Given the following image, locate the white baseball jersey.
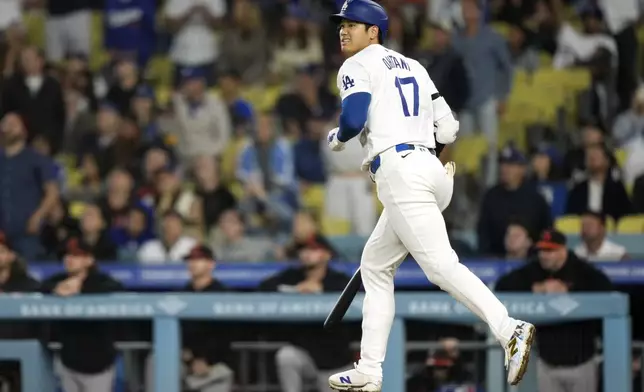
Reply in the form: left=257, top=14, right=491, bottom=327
left=336, top=44, right=439, bottom=170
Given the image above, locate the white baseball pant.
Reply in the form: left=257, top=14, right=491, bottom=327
left=355, top=146, right=517, bottom=379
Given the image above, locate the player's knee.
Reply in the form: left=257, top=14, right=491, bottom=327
left=429, top=249, right=459, bottom=282
left=275, top=345, right=303, bottom=368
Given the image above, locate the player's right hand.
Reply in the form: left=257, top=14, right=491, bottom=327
left=327, top=127, right=346, bottom=152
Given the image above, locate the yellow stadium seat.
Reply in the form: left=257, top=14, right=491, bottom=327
left=614, top=148, right=627, bottom=168
left=605, top=216, right=616, bottom=232
left=155, top=86, right=172, bottom=107
left=300, top=184, right=325, bottom=221
left=220, top=137, right=248, bottom=186
left=451, top=135, right=488, bottom=175
left=147, top=56, right=174, bottom=87
left=90, top=12, right=109, bottom=71
left=69, top=202, right=87, bottom=219
left=616, top=215, right=644, bottom=234
left=555, top=215, right=581, bottom=234
left=241, top=85, right=283, bottom=112
left=24, top=10, right=46, bottom=49
left=491, top=22, right=511, bottom=38
left=321, top=216, right=351, bottom=236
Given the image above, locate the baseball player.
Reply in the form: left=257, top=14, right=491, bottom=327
left=325, top=1, right=536, bottom=391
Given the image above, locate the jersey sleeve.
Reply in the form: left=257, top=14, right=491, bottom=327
left=336, top=59, right=371, bottom=100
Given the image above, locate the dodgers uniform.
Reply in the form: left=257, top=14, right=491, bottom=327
left=325, top=1, right=535, bottom=391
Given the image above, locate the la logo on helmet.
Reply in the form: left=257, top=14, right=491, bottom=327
left=341, top=0, right=353, bottom=13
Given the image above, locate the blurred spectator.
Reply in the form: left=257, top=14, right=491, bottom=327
left=0, top=18, right=27, bottom=78
left=508, top=23, right=540, bottom=71
left=283, top=211, right=336, bottom=259
left=218, top=70, right=254, bottom=134
left=103, top=0, right=156, bottom=68
left=62, top=81, right=95, bottom=154
left=219, top=0, right=269, bottom=84
left=574, top=211, right=628, bottom=261
left=0, top=112, right=59, bottom=260
left=552, top=7, right=617, bottom=69
left=79, top=101, right=121, bottom=177
left=75, top=203, right=117, bottom=261
left=453, top=0, right=513, bottom=186
left=0, top=232, right=39, bottom=292
left=42, top=237, right=122, bottom=392
left=634, top=173, right=644, bottom=213
left=416, top=20, right=470, bottom=114
left=32, top=134, right=66, bottom=191
left=322, top=128, right=375, bottom=237
left=193, top=155, right=236, bottom=232
left=98, top=168, right=151, bottom=234
left=146, top=244, right=233, bottom=392
left=164, top=0, right=226, bottom=86
left=562, top=123, right=616, bottom=182
left=182, top=245, right=233, bottom=392
left=493, top=0, right=538, bottom=25
left=137, top=210, right=197, bottom=263
left=565, top=143, right=632, bottom=221
left=112, top=205, right=155, bottom=261
left=407, top=343, right=476, bottom=392
left=529, top=144, right=567, bottom=218
left=588, top=0, right=639, bottom=112
left=0, top=230, right=40, bottom=390
left=504, top=221, right=533, bottom=260
left=237, top=113, right=297, bottom=234
left=105, top=58, right=143, bottom=115
left=131, top=84, right=163, bottom=145
left=276, top=65, right=337, bottom=137
left=0, top=0, right=22, bottom=37
left=385, top=12, right=414, bottom=55
left=495, top=229, right=612, bottom=392
left=44, top=0, right=92, bottom=62
left=260, top=240, right=352, bottom=392
left=1, top=46, right=66, bottom=153
left=294, top=115, right=326, bottom=185
left=60, top=54, right=98, bottom=111
left=139, top=147, right=173, bottom=197
left=40, top=199, right=79, bottom=259
left=170, top=67, right=232, bottom=163
left=210, top=209, right=274, bottom=262
left=477, top=146, right=551, bottom=256
left=270, top=4, right=324, bottom=82
left=612, top=86, right=644, bottom=187
left=154, top=167, right=203, bottom=239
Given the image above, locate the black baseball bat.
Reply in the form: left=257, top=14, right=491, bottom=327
left=324, top=267, right=362, bottom=329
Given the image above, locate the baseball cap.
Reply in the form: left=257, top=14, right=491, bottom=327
left=179, top=67, right=207, bottom=83
left=134, top=85, right=155, bottom=100
left=183, top=244, right=215, bottom=261
left=499, top=145, right=527, bottom=165
left=98, top=100, right=119, bottom=113
left=64, top=237, right=93, bottom=257
left=535, top=229, right=567, bottom=250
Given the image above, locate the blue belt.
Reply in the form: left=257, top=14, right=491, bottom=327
left=369, top=144, right=436, bottom=175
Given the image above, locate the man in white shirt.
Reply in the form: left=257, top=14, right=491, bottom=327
left=164, top=0, right=226, bottom=86
left=574, top=211, right=628, bottom=262
left=137, top=210, right=197, bottom=264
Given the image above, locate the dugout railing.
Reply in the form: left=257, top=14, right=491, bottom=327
left=0, top=292, right=631, bottom=392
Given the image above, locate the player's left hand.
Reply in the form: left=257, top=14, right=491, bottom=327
left=444, top=161, right=456, bottom=178
left=327, top=128, right=345, bottom=152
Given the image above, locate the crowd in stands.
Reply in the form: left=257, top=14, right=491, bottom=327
left=0, top=0, right=642, bottom=390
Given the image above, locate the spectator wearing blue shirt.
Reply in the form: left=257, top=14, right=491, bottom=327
left=452, top=0, right=513, bottom=186
left=294, top=115, right=327, bottom=185
left=218, top=70, right=255, bottom=136
left=0, top=113, right=59, bottom=260
left=131, top=85, right=162, bottom=145
left=237, top=112, right=297, bottom=234
left=112, top=205, right=155, bottom=261
left=104, top=0, right=156, bottom=68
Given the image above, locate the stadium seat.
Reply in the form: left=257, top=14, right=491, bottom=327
left=555, top=215, right=581, bottom=234
left=300, top=184, right=325, bottom=221
left=490, top=22, right=510, bottom=38
left=328, top=235, right=367, bottom=261
left=68, top=201, right=87, bottom=219
left=451, top=135, right=488, bottom=174
left=24, top=10, right=46, bottom=49
left=605, top=216, right=616, bottom=232
left=614, top=148, right=627, bottom=168
left=321, top=217, right=351, bottom=237
left=616, top=215, right=644, bottom=233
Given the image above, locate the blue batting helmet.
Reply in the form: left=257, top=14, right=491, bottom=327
left=330, top=0, right=389, bottom=39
